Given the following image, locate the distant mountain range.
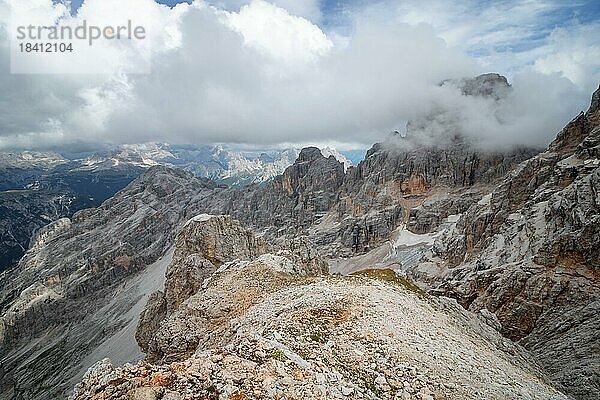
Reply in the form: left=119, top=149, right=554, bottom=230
left=2, top=143, right=354, bottom=187
left=91, top=143, right=353, bottom=186
left=0, top=144, right=354, bottom=271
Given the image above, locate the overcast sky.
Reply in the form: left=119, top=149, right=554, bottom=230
left=0, top=0, right=599, bottom=151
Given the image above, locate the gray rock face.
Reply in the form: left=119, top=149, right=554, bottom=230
left=0, top=191, right=79, bottom=270
left=135, top=291, right=167, bottom=354
left=135, top=214, right=268, bottom=356
left=216, top=133, right=534, bottom=258
left=226, top=146, right=346, bottom=237
left=420, top=85, right=600, bottom=399
left=0, top=144, right=310, bottom=272
left=406, top=189, right=485, bottom=234
left=305, top=74, right=537, bottom=256
left=175, top=214, right=266, bottom=268
left=308, top=139, right=536, bottom=256
left=277, top=236, right=330, bottom=275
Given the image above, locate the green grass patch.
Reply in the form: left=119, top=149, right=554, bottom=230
left=308, top=331, right=327, bottom=343
left=351, top=268, right=428, bottom=298
left=267, top=349, right=287, bottom=361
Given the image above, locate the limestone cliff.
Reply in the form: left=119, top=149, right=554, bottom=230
left=413, top=85, right=600, bottom=398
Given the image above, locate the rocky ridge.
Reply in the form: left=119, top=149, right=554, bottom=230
left=0, top=144, right=350, bottom=271
left=73, top=216, right=566, bottom=400
left=136, top=215, right=328, bottom=364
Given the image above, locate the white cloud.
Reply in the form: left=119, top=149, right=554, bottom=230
left=533, top=23, right=600, bottom=90
left=224, top=0, right=332, bottom=64
left=82, top=12, right=479, bottom=147
left=367, top=0, right=599, bottom=93
left=0, top=0, right=597, bottom=151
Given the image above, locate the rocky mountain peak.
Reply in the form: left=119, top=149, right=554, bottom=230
left=135, top=214, right=328, bottom=363
left=296, top=146, right=325, bottom=163
left=395, top=73, right=515, bottom=151
left=418, top=83, right=600, bottom=398
left=587, top=84, right=600, bottom=126
left=462, top=73, right=510, bottom=95
left=549, top=85, right=600, bottom=157
left=134, top=165, right=194, bottom=185
left=442, top=72, right=511, bottom=100
left=275, top=146, right=345, bottom=198
left=135, top=214, right=269, bottom=355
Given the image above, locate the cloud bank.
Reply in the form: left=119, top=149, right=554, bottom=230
left=0, top=0, right=597, bottom=151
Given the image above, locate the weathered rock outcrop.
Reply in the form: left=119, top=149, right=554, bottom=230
left=136, top=214, right=269, bottom=355
left=226, top=146, right=346, bottom=238
left=451, top=72, right=511, bottom=99
left=308, top=137, right=536, bottom=256
left=406, top=189, right=485, bottom=234
left=164, top=214, right=266, bottom=312
left=81, top=194, right=570, bottom=399
left=0, top=153, right=345, bottom=398
left=136, top=214, right=327, bottom=363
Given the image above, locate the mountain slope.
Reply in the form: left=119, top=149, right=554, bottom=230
left=409, top=85, right=600, bottom=398
left=0, top=144, right=349, bottom=271
left=0, top=159, right=142, bottom=272
left=0, top=168, right=228, bottom=399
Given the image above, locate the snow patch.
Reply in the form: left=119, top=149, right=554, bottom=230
left=445, top=214, right=462, bottom=223
left=557, top=154, right=584, bottom=168
left=184, top=214, right=216, bottom=227
left=392, top=224, right=438, bottom=248
left=478, top=194, right=492, bottom=206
